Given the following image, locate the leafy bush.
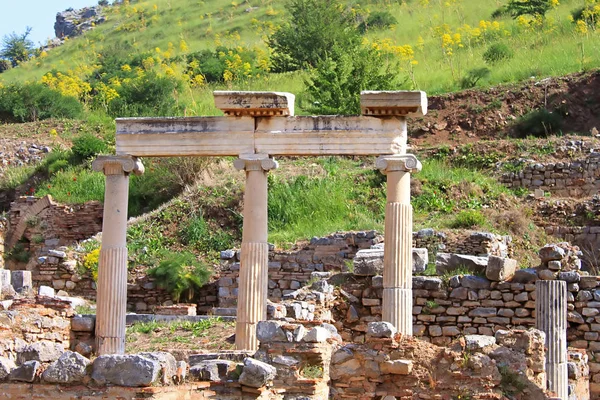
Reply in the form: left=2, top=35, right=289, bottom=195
left=359, top=11, right=398, bottom=32
left=448, top=210, right=487, bottom=229
left=1, top=28, right=34, bottom=67
left=507, top=0, right=553, bottom=18
left=0, top=59, right=10, bottom=73
left=483, top=43, right=514, bottom=65
left=513, top=109, right=563, bottom=138
left=72, top=133, right=109, bottom=161
left=0, top=83, right=83, bottom=122
left=460, top=67, right=491, bottom=89
left=47, top=159, right=70, bottom=174
left=147, top=251, right=212, bottom=302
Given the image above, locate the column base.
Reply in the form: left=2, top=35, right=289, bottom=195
left=382, top=288, right=412, bottom=336
left=235, top=322, right=258, bottom=351
left=546, top=362, right=568, bottom=399
left=96, top=336, right=125, bottom=355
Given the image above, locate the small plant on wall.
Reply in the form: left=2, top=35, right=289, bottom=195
left=147, top=251, right=212, bottom=303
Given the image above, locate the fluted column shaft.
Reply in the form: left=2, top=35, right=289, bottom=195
left=234, top=154, right=278, bottom=351
left=92, top=156, right=144, bottom=355
left=377, top=154, right=421, bottom=335
left=536, top=280, right=567, bottom=399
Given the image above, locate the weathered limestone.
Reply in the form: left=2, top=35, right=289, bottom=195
left=377, top=154, right=422, bottom=335
left=536, top=280, right=567, bottom=399
left=92, top=156, right=144, bottom=355
left=214, top=91, right=295, bottom=117
left=234, top=154, right=278, bottom=351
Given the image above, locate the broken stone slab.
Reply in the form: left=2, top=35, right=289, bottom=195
left=138, top=352, right=177, bottom=384
left=412, top=276, right=442, bottom=291
left=511, top=268, right=538, bottom=283
left=303, top=326, right=331, bottom=343
left=272, top=355, right=299, bottom=367
left=47, top=249, right=67, bottom=258
left=10, top=271, right=32, bottom=293
left=360, top=90, right=427, bottom=117
left=0, top=356, right=16, bottom=380
left=486, top=256, right=517, bottom=282
left=461, top=275, right=491, bottom=289
left=38, top=286, right=55, bottom=297
left=380, top=359, right=412, bottom=375
left=239, top=358, right=276, bottom=388
left=558, top=271, right=580, bottom=283
left=256, top=321, right=288, bottom=343
left=92, top=354, right=160, bottom=387
left=189, top=351, right=253, bottom=365
left=464, top=335, right=497, bottom=351
left=367, top=321, right=396, bottom=338
left=17, top=340, right=64, bottom=364
left=435, top=253, right=488, bottom=275
left=189, top=359, right=238, bottom=382
left=42, top=351, right=90, bottom=384
left=71, top=315, right=95, bottom=332
left=354, top=248, right=430, bottom=275
left=332, top=347, right=354, bottom=365
left=9, top=360, right=40, bottom=382
left=539, top=245, right=566, bottom=263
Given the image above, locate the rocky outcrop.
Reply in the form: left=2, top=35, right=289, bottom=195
left=54, top=7, right=106, bottom=39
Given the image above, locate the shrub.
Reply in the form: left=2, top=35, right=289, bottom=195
left=460, top=67, right=491, bottom=89
left=0, top=83, right=83, bottom=122
left=513, top=109, right=563, bottom=138
left=359, top=11, right=397, bottom=32
left=147, top=251, right=212, bottom=302
left=47, top=159, right=70, bottom=174
left=483, top=43, right=513, bottom=65
left=72, top=133, right=109, bottom=161
left=0, top=59, right=11, bottom=73
left=448, top=210, right=487, bottom=229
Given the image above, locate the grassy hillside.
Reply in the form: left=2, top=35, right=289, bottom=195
left=1, top=0, right=599, bottom=111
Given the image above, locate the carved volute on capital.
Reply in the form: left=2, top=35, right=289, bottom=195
left=92, top=155, right=145, bottom=176
left=234, top=154, right=279, bottom=172
left=376, top=154, right=422, bottom=174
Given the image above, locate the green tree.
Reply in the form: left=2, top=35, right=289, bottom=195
left=1, top=27, right=35, bottom=67
left=507, top=0, right=553, bottom=18
left=268, top=0, right=361, bottom=72
left=304, top=47, right=403, bottom=115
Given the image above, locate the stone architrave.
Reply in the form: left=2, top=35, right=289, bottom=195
left=377, top=154, right=422, bottom=335
left=92, top=156, right=144, bottom=355
left=234, top=154, right=278, bottom=351
left=535, top=280, right=567, bottom=399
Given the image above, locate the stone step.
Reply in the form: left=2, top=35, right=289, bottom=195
left=210, top=307, right=237, bottom=317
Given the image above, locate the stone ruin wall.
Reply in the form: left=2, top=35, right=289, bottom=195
left=500, top=155, right=600, bottom=197
left=218, top=229, right=512, bottom=308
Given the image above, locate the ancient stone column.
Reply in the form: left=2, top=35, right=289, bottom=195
left=377, top=154, right=421, bottom=336
left=92, top=155, right=144, bottom=355
left=234, top=154, right=278, bottom=351
left=536, top=280, right=567, bottom=399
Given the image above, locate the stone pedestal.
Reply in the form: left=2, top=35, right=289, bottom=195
left=92, top=156, right=144, bottom=355
left=377, top=154, right=421, bottom=335
left=234, top=154, right=278, bottom=351
left=535, top=280, right=567, bottom=399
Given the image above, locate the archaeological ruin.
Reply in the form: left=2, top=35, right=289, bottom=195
left=0, top=91, right=596, bottom=399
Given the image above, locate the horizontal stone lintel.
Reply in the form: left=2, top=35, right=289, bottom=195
left=116, top=115, right=407, bottom=157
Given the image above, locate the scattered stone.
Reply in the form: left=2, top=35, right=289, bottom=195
left=189, top=359, right=237, bottom=382
left=435, top=253, right=488, bottom=275
left=413, top=276, right=442, bottom=291
left=238, top=358, right=276, bottom=388
left=272, top=355, right=299, bottom=366
left=256, top=321, right=288, bottom=343
left=558, top=271, right=580, bottom=283
left=71, top=316, right=95, bottom=332
left=9, top=360, right=40, bottom=382
left=17, top=340, right=64, bottom=364
left=220, top=250, right=236, bottom=260
left=353, top=249, right=384, bottom=276
left=486, top=256, right=517, bottom=281
left=92, top=354, right=160, bottom=387
left=461, top=275, right=491, bottom=289
left=538, top=269, right=555, bottom=280
left=0, top=357, right=16, bottom=380
left=303, top=327, right=331, bottom=343
left=465, top=335, right=496, bottom=351
left=412, top=248, right=428, bottom=273
left=42, top=351, right=90, bottom=384
left=511, top=268, right=538, bottom=283
left=138, top=352, right=177, bottom=384
left=367, top=322, right=396, bottom=338
left=75, top=342, right=93, bottom=357
left=11, top=271, right=32, bottom=292
left=539, top=245, right=566, bottom=263
left=380, top=360, right=412, bottom=375
left=38, top=286, right=55, bottom=297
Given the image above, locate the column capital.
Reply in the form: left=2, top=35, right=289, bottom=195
left=92, top=155, right=145, bottom=176
left=376, top=154, right=421, bottom=174
left=234, top=153, right=278, bottom=172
